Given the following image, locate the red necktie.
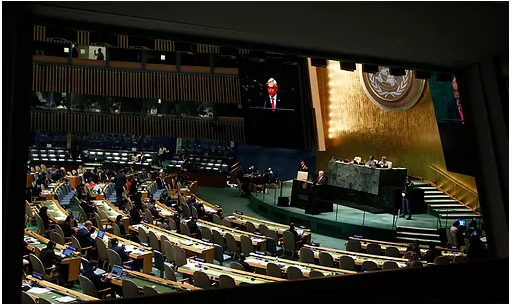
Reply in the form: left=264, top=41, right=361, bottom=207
left=271, top=96, right=275, bottom=110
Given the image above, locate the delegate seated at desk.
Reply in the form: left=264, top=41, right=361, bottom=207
left=232, top=253, right=254, bottom=272
left=39, top=240, right=69, bottom=286
left=377, top=156, right=390, bottom=168
left=76, top=221, right=97, bottom=248
left=365, top=156, right=377, bottom=167
left=81, top=260, right=117, bottom=298
left=313, top=171, right=327, bottom=185
left=109, top=238, right=130, bottom=263
left=187, top=217, right=202, bottom=239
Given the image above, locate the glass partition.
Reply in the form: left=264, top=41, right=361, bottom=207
left=31, top=91, right=69, bottom=111
left=70, top=94, right=107, bottom=113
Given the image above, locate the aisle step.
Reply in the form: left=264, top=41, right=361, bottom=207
left=396, top=236, right=442, bottom=244
left=416, top=186, right=438, bottom=190
left=425, top=199, right=457, bottom=203
left=397, top=231, right=440, bottom=238
left=429, top=204, right=464, bottom=208
left=439, top=213, right=482, bottom=219
left=424, top=190, right=444, bottom=195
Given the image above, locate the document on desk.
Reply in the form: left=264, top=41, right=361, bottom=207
left=55, top=296, right=77, bottom=303
left=27, top=287, right=52, bottom=294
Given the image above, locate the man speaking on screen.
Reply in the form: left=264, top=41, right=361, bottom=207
left=264, top=78, right=282, bottom=111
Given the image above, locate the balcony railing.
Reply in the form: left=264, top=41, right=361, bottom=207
left=427, top=164, right=480, bottom=213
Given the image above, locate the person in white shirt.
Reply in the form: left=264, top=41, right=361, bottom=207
left=378, top=156, right=389, bottom=168
left=158, top=145, right=168, bottom=166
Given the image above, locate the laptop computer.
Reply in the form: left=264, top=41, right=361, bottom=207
left=296, top=229, right=304, bottom=235
left=111, top=265, right=123, bottom=278
left=97, top=230, right=105, bottom=239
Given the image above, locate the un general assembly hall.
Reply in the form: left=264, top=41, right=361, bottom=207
left=4, top=2, right=508, bottom=304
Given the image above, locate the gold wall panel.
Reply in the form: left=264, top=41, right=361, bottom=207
left=315, top=60, right=447, bottom=180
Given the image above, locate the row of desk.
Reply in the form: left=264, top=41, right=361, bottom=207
left=224, top=213, right=312, bottom=243
left=23, top=275, right=98, bottom=303
left=348, top=237, right=464, bottom=260
left=131, top=223, right=215, bottom=263
left=245, top=252, right=354, bottom=276
left=301, top=244, right=415, bottom=269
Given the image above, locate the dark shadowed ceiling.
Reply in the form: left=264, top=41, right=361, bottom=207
left=32, top=2, right=508, bottom=72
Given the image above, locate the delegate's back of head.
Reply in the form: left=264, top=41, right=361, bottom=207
left=46, top=240, right=56, bottom=250
left=110, top=238, right=118, bottom=247
left=88, top=259, right=99, bottom=270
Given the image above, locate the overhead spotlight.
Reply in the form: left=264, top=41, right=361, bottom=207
left=219, top=47, right=238, bottom=59
left=249, top=50, right=266, bottom=62
left=174, top=42, right=196, bottom=54
left=311, top=58, right=327, bottom=68
left=436, top=72, right=453, bottom=82
left=389, top=68, right=406, bottom=76
left=362, top=64, right=380, bottom=74
left=414, top=70, right=432, bottom=79
left=340, top=61, right=356, bottom=71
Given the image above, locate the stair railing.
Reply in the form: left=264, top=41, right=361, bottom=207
left=426, top=165, right=480, bottom=214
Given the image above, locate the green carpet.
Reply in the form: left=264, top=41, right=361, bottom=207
left=196, top=185, right=348, bottom=250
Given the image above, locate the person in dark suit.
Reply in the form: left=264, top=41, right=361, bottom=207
left=76, top=221, right=96, bottom=248
left=129, top=196, right=143, bottom=225
left=109, top=238, right=129, bottom=261
left=62, top=215, right=78, bottom=238
left=115, top=215, right=126, bottom=236
left=314, top=171, right=327, bottom=185
left=39, top=241, right=63, bottom=269
left=81, top=260, right=117, bottom=298
left=232, top=253, right=254, bottom=272
left=39, top=240, right=69, bottom=285
left=155, top=173, right=166, bottom=189
left=186, top=194, right=198, bottom=208
left=186, top=217, right=202, bottom=239
left=299, top=160, right=309, bottom=172
left=147, top=199, right=162, bottom=221
left=114, top=170, right=126, bottom=203
left=424, top=242, right=443, bottom=263
left=286, top=223, right=301, bottom=243
left=262, top=78, right=288, bottom=110
left=38, top=206, right=51, bottom=237
left=80, top=197, right=98, bottom=215
left=400, top=176, right=414, bottom=220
